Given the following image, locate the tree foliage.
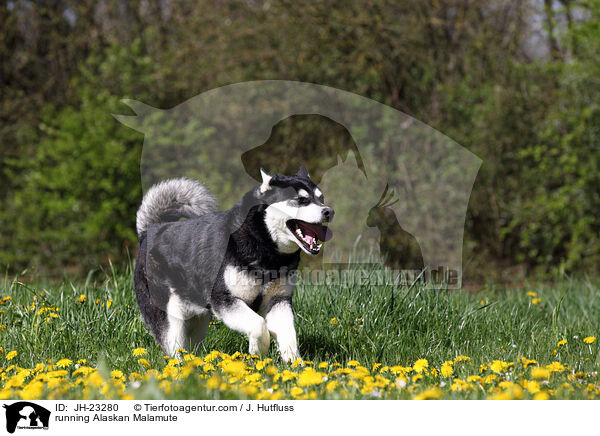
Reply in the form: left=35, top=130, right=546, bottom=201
left=0, top=0, right=599, bottom=279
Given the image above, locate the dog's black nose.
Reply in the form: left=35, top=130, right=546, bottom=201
left=322, top=207, right=334, bottom=222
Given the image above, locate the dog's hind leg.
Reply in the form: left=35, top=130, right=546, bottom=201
left=185, top=310, right=212, bottom=353
left=162, top=293, right=194, bottom=356
left=134, top=248, right=170, bottom=352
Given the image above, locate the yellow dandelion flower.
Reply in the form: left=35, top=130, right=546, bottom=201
left=244, top=372, right=262, bottom=383
left=531, top=367, right=550, bottom=380
left=489, top=385, right=523, bottom=400
left=106, top=299, right=112, bottom=309
left=280, top=370, right=298, bottom=381
left=413, top=359, right=429, bottom=373
left=255, top=360, right=266, bottom=371
left=521, top=380, right=541, bottom=394
left=138, top=358, right=150, bottom=368
left=146, top=369, right=159, bottom=379
left=348, top=366, right=369, bottom=380
left=132, top=348, right=147, bottom=357
left=110, top=370, right=124, bottom=379
left=483, top=374, right=497, bottom=385
left=412, top=374, right=423, bottom=383
left=86, top=372, right=104, bottom=387
left=162, top=366, right=178, bottom=378
left=241, top=385, right=258, bottom=396
left=414, top=387, right=442, bottom=400
left=390, top=365, right=411, bottom=374
left=221, top=360, right=246, bottom=375
left=584, top=336, right=596, bottom=344
left=326, top=380, right=339, bottom=393
left=297, top=368, right=326, bottom=387
left=347, top=360, right=360, bottom=367
left=330, top=317, right=338, bottom=325
left=204, top=350, right=221, bottom=362
left=76, top=294, right=86, bottom=303
left=5, top=351, right=17, bottom=360
left=557, top=339, right=567, bottom=347
left=546, top=362, right=565, bottom=372
left=531, top=298, right=541, bottom=305
left=454, top=355, right=471, bottom=364
left=374, top=375, right=390, bottom=388
left=265, top=366, right=278, bottom=377
left=533, top=391, right=549, bottom=400
left=490, top=360, right=509, bottom=374
left=440, top=361, right=454, bottom=377
left=451, top=379, right=473, bottom=392
left=56, top=359, right=73, bottom=368
left=158, top=380, right=172, bottom=394
left=318, top=362, right=329, bottom=369
left=20, top=380, right=44, bottom=399
left=73, top=366, right=95, bottom=377
left=206, top=375, right=220, bottom=389
left=466, top=375, right=481, bottom=383
left=526, top=292, right=537, bottom=297
left=290, top=386, right=303, bottom=397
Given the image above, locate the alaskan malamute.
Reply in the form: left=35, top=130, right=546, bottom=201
left=134, top=167, right=333, bottom=361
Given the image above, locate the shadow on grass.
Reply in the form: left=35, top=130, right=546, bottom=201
left=298, top=331, right=344, bottom=361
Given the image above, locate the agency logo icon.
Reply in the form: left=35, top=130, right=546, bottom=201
left=2, top=402, right=50, bottom=433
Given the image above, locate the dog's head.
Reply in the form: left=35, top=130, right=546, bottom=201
left=258, top=166, right=334, bottom=255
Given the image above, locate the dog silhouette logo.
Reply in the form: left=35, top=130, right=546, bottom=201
left=3, top=402, right=50, bottom=433
left=115, top=80, right=481, bottom=289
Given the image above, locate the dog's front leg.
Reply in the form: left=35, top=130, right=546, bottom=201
left=215, top=299, right=270, bottom=356
left=265, top=300, right=300, bottom=363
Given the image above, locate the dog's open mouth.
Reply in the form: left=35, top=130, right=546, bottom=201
left=287, top=219, right=333, bottom=254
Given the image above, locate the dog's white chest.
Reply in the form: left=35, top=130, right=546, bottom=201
left=223, top=265, right=263, bottom=304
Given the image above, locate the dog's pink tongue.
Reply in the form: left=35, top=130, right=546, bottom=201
left=301, top=222, right=333, bottom=242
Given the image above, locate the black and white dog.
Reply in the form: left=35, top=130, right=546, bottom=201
left=134, top=167, right=333, bottom=362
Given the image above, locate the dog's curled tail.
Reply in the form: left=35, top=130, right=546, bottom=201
left=136, top=178, right=217, bottom=237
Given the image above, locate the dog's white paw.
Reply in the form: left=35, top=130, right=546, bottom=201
left=248, top=322, right=270, bottom=356
left=279, top=346, right=300, bottom=363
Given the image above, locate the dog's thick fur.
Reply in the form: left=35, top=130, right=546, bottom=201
left=134, top=167, right=333, bottom=361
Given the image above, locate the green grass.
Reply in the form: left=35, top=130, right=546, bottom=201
left=1, top=262, right=599, bottom=399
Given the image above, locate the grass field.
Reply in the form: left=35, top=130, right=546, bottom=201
left=0, top=262, right=599, bottom=400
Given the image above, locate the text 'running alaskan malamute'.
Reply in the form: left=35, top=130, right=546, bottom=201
left=134, top=167, right=333, bottom=362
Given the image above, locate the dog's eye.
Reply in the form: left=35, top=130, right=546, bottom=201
left=297, top=197, right=311, bottom=206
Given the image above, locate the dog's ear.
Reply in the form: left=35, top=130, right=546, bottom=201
left=259, top=168, right=272, bottom=193
left=297, top=165, right=310, bottom=178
